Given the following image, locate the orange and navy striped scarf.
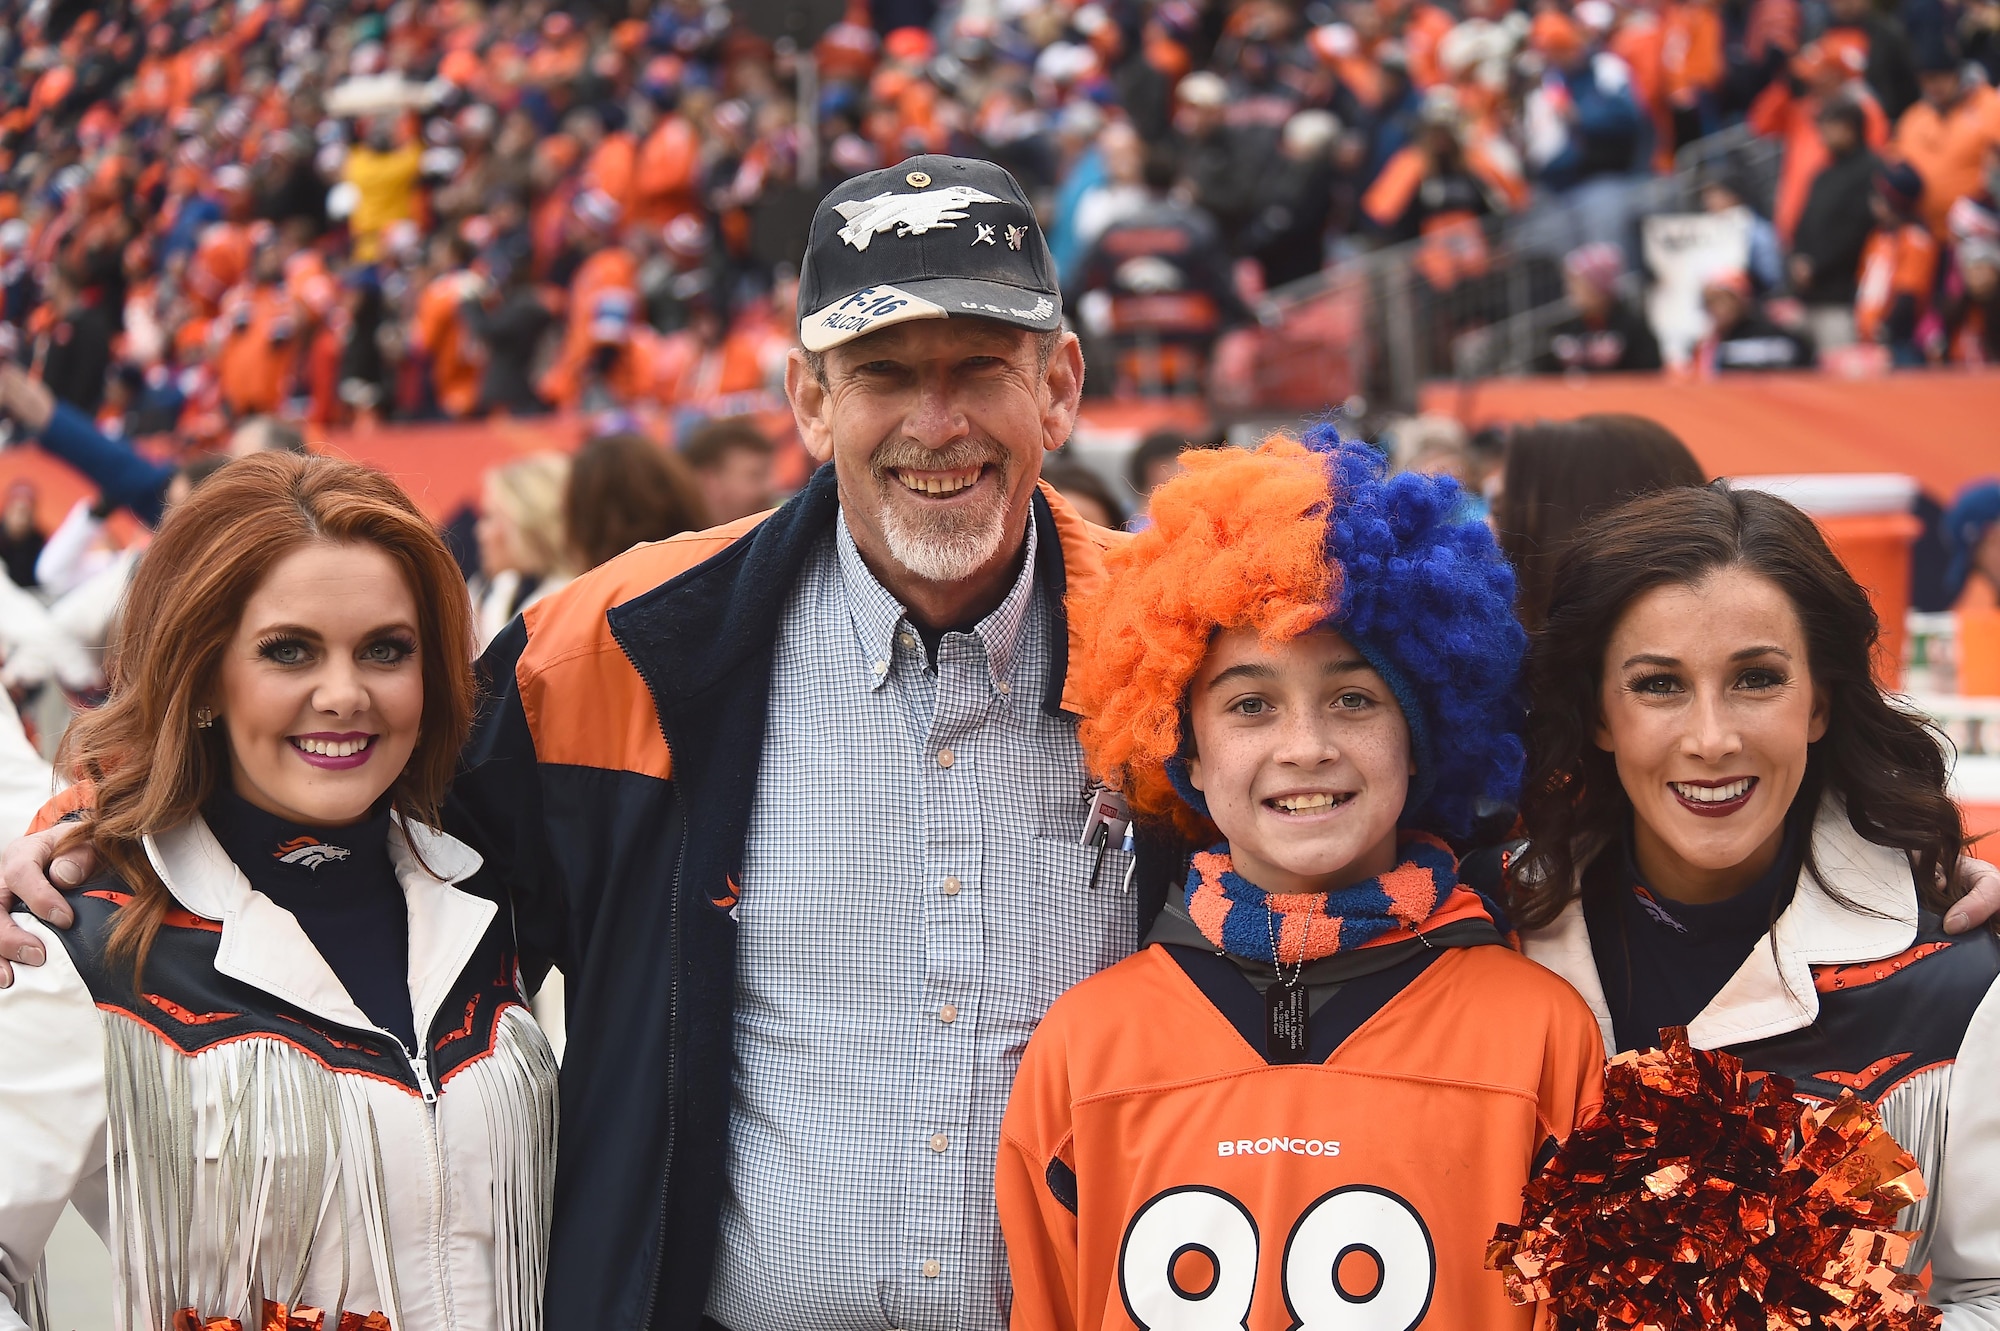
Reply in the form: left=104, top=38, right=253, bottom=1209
left=1185, top=832, right=1500, bottom=963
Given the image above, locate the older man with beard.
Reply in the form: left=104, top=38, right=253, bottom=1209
left=461, top=155, right=1132, bottom=1331
left=0, top=155, right=1126, bottom=1331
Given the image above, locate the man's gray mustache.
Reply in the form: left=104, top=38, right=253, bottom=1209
left=869, top=442, right=1009, bottom=479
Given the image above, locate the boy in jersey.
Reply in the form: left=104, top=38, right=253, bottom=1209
left=998, top=428, right=1604, bottom=1330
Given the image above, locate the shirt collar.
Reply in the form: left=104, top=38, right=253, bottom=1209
left=835, top=508, right=1039, bottom=693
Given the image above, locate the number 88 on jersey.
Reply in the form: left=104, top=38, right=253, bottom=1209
left=1117, top=1184, right=1438, bottom=1331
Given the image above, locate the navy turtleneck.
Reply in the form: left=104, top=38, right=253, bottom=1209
left=202, top=785, right=417, bottom=1053
left=1586, top=817, right=1803, bottom=1055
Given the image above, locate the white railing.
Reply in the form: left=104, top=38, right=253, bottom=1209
left=1897, top=613, right=2000, bottom=814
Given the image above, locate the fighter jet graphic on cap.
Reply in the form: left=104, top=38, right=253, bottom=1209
left=833, top=186, right=1008, bottom=252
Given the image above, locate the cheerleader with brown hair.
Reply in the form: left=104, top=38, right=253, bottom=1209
left=0, top=453, right=557, bottom=1331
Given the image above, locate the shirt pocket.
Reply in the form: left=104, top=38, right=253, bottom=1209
left=1031, top=831, right=1137, bottom=903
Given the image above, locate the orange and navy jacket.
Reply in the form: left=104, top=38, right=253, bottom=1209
left=445, top=463, right=1118, bottom=1330
left=997, top=936, right=1605, bottom=1330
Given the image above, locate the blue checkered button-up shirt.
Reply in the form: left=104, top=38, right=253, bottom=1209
left=704, top=512, right=1136, bottom=1331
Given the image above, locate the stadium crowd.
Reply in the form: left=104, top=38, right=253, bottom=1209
left=0, top=0, right=1995, bottom=443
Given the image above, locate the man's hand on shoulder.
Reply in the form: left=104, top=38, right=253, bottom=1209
left=0, top=826, right=88, bottom=985
left=1945, top=855, right=2000, bottom=934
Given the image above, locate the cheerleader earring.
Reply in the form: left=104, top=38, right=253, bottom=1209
left=196, top=708, right=216, bottom=729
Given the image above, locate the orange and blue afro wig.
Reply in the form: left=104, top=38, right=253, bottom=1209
left=1069, top=424, right=1526, bottom=841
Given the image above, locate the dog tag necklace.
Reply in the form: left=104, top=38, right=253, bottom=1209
left=1264, top=903, right=1310, bottom=1063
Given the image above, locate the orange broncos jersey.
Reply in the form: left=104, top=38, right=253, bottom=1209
left=999, top=941, right=1604, bottom=1331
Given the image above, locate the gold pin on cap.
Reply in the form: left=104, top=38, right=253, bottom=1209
left=906, top=170, right=932, bottom=188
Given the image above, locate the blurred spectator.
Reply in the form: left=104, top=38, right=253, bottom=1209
left=337, top=268, right=395, bottom=423
left=1168, top=70, right=1269, bottom=250
left=1365, top=89, right=1515, bottom=249
left=1856, top=161, right=1939, bottom=363
left=35, top=267, right=113, bottom=417
left=1893, top=41, right=2000, bottom=237
left=542, top=289, right=662, bottom=413
left=1040, top=458, right=1125, bottom=528
left=215, top=244, right=300, bottom=420
left=0, top=480, right=43, bottom=588
left=1826, top=0, right=1921, bottom=121
left=1789, top=97, right=1882, bottom=350
left=1701, top=172, right=1783, bottom=292
left=1386, top=413, right=1479, bottom=488
left=1125, top=426, right=1222, bottom=524
left=1968, top=0, right=2000, bottom=84
left=411, top=237, right=484, bottom=419
left=1069, top=122, right=1150, bottom=258
left=1363, top=85, right=1521, bottom=373
left=342, top=118, right=425, bottom=264
left=473, top=453, right=575, bottom=649
left=1536, top=242, right=1663, bottom=373
left=1242, top=110, right=1342, bottom=288
left=652, top=290, right=770, bottom=409
left=461, top=260, right=556, bottom=416
left=681, top=415, right=777, bottom=525
left=1945, top=237, right=2000, bottom=363
left=565, top=431, right=709, bottom=570
left=1943, top=480, right=2000, bottom=610
left=1491, top=413, right=1706, bottom=630
left=1521, top=11, right=1645, bottom=191
left=1692, top=269, right=1816, bottom=372
left=1072, top=146, right=1246, bottom=397
left=1756, top=43, right=1890, bottom=249
left=1047, top=103, right=1112, bottom=288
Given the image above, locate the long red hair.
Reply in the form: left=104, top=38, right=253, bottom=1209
left=59, top=453, right=477, bottom=982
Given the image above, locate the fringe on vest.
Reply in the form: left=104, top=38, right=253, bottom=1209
left=466, top=1012, right=560, bottom=1331
left=10, top=1259, right=49, bottom=1331
left=1874, top=1062, right=1953, bottom=1278
left=76, top=1008, right=557, bottom=1331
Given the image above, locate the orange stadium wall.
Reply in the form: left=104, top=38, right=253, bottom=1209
left=1421, top=370, right=2000, bottom=502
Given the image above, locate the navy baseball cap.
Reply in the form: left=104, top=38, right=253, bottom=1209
left=796, top=154, right=1062, bottom=352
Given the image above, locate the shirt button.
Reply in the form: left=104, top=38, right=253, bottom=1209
left=898, top=631, right=918, bottom=650
left=930, top=1131, right=950, bottom=1153
left=942, top=876, right=961, bottom=896
left=996, top=680, right=1011, bottom=694
left=922, top=1259, right=943, bottom=1279
left=940, top=1004, right=958, bottom=1024
left=872, top=660, right=888, bottom=676
left=937, top=747, right=955, bottom=768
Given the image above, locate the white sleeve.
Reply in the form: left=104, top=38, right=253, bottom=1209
left=31, top=501, right=103, bottom=598
left=0, top=578, right=96, bottom=696
left=0, top=690, right=54, bottom=841
left=0, top=914, right=107, bottom=1331
left=1933, top=974, right=2000, bottom=1330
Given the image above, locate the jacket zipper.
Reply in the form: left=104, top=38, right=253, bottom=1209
left=323, top=1013, right=450, bottom=1328
left=611, top=623, right=687, bottom=1331
left=409, top=1041, right=451, bottom=1327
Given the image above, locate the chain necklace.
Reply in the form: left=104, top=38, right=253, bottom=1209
left=1265, top=900, right=1307, bottom=989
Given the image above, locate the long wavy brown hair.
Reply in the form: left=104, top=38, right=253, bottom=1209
left=59, top=452, right=478, bottom=982
left=1512, top=483, right=1967, bottom=930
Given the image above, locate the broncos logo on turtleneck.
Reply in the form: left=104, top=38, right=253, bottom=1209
left=273, top=836, right=352, bottom=869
